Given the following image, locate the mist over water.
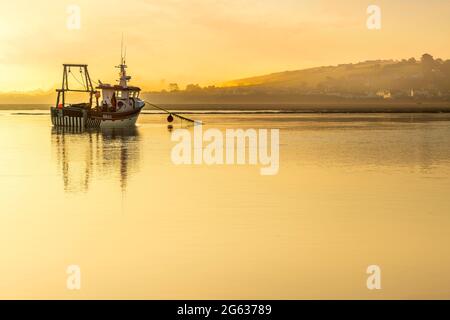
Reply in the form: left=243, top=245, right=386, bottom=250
left=0, top=111, right=450, bottom=299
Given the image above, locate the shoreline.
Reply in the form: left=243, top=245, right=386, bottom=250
left=1, top=102, right=450, bottom=113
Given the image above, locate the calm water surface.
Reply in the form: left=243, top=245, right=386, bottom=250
left=0, top=111, right=449, bottom=299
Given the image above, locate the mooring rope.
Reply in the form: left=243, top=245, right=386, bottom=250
left=144, top=101, right=197, bottom=123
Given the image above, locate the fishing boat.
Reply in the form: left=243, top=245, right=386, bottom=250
left=50, top=57, right=145, bottom=129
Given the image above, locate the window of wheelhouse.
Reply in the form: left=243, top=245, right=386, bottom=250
left=116, top=91, right=122, bottom=98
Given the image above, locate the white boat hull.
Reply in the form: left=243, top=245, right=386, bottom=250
left=99, top=113, right=140, bottom=128
left=50, top=106, right=143, bottom=129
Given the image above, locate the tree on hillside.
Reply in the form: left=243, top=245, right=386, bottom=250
left=421, top=54, right=437, bottom=89
left=421, top=54, right=435, bottom=71
left=185, top=84, right=202, bottom=92
left=168, top=83, right=179, bottom=92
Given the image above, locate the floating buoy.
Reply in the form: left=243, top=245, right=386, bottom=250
left=167, top=114, right=174, bottom=123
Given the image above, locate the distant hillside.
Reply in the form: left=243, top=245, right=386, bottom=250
left=222, top=60, right=417, bottom=90
left=0, top=90, right=54, bottom=104
left=0, top=89, right=96, bottom=105
left=221, top=54, right=450, bottom=96
left=144, top=54, right=450, bottom=105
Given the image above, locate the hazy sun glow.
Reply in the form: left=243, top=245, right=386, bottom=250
left=1, top=0, right=450, bottom=92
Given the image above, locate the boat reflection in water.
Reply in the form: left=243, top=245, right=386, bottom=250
left=51, top=127, right=141, bottom=193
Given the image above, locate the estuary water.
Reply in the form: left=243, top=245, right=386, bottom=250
left=0, top=110, right=449, bottom=299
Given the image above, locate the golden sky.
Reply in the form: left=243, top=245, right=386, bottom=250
left=1, top=0, right=450, bottom=92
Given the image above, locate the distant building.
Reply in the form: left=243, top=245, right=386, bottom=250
left=376, top=90, right=392, bottom=99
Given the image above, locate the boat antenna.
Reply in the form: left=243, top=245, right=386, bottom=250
left=120, top=33, right=127, bottom=65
